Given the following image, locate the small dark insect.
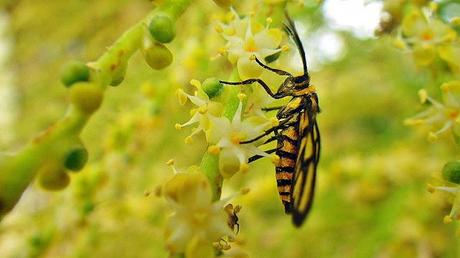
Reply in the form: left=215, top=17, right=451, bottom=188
left=225, top=203, right=241, bottom=234
left=220, top=12, right=320, bottom=227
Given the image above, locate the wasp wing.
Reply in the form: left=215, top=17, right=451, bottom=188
left=291, top=104, right=320, bottom=227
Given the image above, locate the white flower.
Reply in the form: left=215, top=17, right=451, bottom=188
left=405, top=81, right=460, bottom=141
left=206, top=97, right=276, bottom=178
left=163, top=169, right=235, bottom=257
left=217, top=10, right=285, bottom=79
left=176, top=79, right=223, bottom=143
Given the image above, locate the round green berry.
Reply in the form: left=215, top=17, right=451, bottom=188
left=142, top=42, right=173, bottom=70
left=69, top=82, right=103, bottom=114
left=202, top=77, right=223, bottom=99
left=60, top=61, right=90, bottom=87
left=442, top=161, right=460, bottom=184
left=38, top=166, right=70, bottom=191
left=148, top=14, right=176, bottom=43
left=64, top=147, right=88, bottom=172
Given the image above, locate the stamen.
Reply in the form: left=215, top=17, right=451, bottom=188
left=190, top=79, right=201, bottom=88
left=443, top=215, right=453, bottom=224
left=208, top=145, right=221, bottom=155
left=240, top=163, right=249, bottom=173
left=418, top=89, right=428, bottom=104
left=184, top=136, right=193, bottom=144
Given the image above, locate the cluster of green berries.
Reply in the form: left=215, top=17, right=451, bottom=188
left=37, top=12, right=180, bottom=191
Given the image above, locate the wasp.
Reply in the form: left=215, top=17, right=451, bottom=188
left=220, top=13, right=320, bottom=227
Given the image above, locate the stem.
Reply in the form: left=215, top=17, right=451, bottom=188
left=201, top=69, right=240, bottom=201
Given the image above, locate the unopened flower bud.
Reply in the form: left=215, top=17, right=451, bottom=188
left=69, top=82, right=103, bottom=114
left=148, top=14, right=176, bottom=43
left=60, top=60, right=90, bottom=87
left=64, top=147, right=88, bottom=172
left=202, top=77, right=223, bottom=99
left=142, top=42, right=173, bottom=70
left=442, top=161, right=460, bottom=184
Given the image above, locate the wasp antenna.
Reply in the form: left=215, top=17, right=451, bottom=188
left=284, top=10, right=309, bottom=76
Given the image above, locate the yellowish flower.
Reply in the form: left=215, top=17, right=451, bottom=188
left=217, top=10, right=284, bottom=79
left=176, top=79, right=223, bottom=143
left=405, top=81, right=460, bottom=141
left=206, top=99, right=276, bottom=178
left=399, top=8, right=459, bottom=67
left=163, top=168, right=235, bottom=257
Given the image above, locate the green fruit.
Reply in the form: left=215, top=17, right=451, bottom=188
left=148, top=14, right=176, bottom=43
left=69, top=82, right=103, bottom=114
left=64, top=147, right=88, bottom=172
left=202, top=77, right=223, bottom=99
left=442, top=161, right=460, bottom=184
left=38, top=166, right=70, bottom=191
left=61, top=61, right=90, bottom=87
left=143, top=42, right=173, bottom=70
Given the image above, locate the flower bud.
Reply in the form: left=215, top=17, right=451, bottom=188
left=69, top=82, right=103, bottom=114
left=148, top=14, right=176, bottom=43
left=142, top=42, right=173, bottom=70
left=38, top=164, right=70, bottom=191
left=60, top=61, right=90, bottom=87
left=64, top=147, right=88, bottom=172
left=202, top=77, right=223, bottom=99
left=442, top=161, right=460, bottom=184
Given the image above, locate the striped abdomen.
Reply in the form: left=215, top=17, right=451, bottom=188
left=275, top=119, right=300, bottom=213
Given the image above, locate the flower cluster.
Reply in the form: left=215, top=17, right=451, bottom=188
left=168, top=8, right=298, bottom=257
left=395, top=7, right=460, bottom=70
left=162, top=164, right=241, bottom=257
left=405, top=80, right=460, bottom=142
left=177, top=81, right=276, bottom=178
left=216, top=9, right=287, bottom=80
left=398, top=3, right=460, bottom=231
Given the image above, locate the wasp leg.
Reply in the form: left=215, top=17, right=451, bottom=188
left=262, top=106, right=283, bottom=112
left=248, top=131, right=284, bottom=163
left=220, top=79, right=284, bottom=99
left=240, top=119, right=293, bottom=144
left=248, top=148, right=277, bottom=163
left=254, top=57, right=292, bottom=76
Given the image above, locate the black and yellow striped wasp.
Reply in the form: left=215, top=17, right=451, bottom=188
left=220, top=13, right=320, bottom=227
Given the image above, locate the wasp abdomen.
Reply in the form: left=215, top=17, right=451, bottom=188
left=275, top=118, right=300, bottom=214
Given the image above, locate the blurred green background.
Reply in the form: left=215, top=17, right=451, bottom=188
left=0, top=0, right=459, bottom=257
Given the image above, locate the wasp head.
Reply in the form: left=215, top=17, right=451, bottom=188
left=276, top=74, right=310, bottom=97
